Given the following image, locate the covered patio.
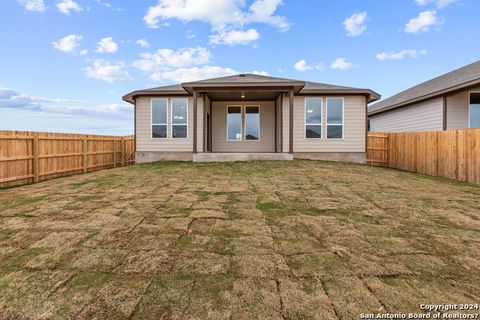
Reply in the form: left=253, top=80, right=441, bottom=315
left=182, top=75, right=305, bottom=158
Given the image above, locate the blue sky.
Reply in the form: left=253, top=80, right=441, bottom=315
left=0, top=0, right=478, bottom=135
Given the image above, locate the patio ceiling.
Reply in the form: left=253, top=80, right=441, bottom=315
left=202, top=89, right=284, bottom=101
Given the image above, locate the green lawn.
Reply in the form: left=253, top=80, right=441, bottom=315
left=0, top=160, right=479, bottom=319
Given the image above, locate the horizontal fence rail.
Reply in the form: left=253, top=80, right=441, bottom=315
left=0, top=131, right=135, bottom=188
left=367, top=129, right=480, bottom=185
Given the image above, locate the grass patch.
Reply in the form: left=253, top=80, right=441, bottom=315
left=1, top=160, right=480, bottom=317
left=301, top=208, right=330, bottom=217
left=0, top=195, right=49, bottom=211
left=257, top=202, right=282, bottom=212
left=0, top=230, right=17, bottom=242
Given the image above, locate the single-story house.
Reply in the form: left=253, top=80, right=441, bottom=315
left=369, top=60, right=480, bottom=132
left=123, top=74, right=380, bottom=163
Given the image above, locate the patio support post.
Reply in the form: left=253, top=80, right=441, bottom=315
left=289, top=89, right=294, bottom=154
left=193, top=90, right=198, bottom=154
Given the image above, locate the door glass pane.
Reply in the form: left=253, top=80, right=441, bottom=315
left=327, top=99, right=343, bottom=124
left=152, top=99, right=167, bottom=124
left=227, top=107, right=242, bottom=140
left=470, top=104, right=480, bottom=128
left=305, top=99, right=322, bottom=124
left=172, top=99, right=188, bottom=124
left=245, top=106, right=259, bottom=140
left=306, top=125, right=322, bottom=138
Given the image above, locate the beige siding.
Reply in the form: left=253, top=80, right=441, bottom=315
left=197, top=96, right=204, bottom=152
left=369, top=97, right=443, bottom=132
left=211, top=101, right=275, bottom=152
left=282, top=96, right=290, bottom=153
left=445, top=85, right=480, bottom=130
left=203, top=95, right=211, bottom=152
left=293, top=96, right=366, bottom=153
left=447, top=92, right=468, bottom=129
left=136, top=96, right=202, bottom=152
left=275, top=95, right=282, bottom=152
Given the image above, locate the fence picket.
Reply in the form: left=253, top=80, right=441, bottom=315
left=0, top=130, right=135, bottom=187
left=367, top=129, right=480, bottom=185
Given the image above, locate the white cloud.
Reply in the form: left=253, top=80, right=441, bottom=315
left=136, top=39, right=150, bottom=48
left=144, top=0, right=289, bottom=30
left=150, top=66, right=268, bottom=83
left=96, top=37, right=118, bottom=53
left=18, top=0, right=46, bottom=12
left=150, top=66, right=238, bottom=83
left=210, top=29, right=260, bottom=45
left=294, top=59, right=322, bottom=72
left=376, top=49, right=428, bottom=61
left=57, top=0, right=83, bottom=15
left=415, top=0, right=457, bottom=9
left=133, top=47, right=211, bottom=72
left=80, top=49, right=88, bottom=56
left=250, top=70, right=269, bottom=76
left=85, top=59, right=132, bottom=83
left=52, top=34, right=83, bottom=53
left=95, top=0, right=122, bottom=11
left=133, top=46, right=267, bottom=83
left=330, top=58, right=353, bottom=71
left=404, top=10, right=439, bottom=34
left=245, top=0, right=290, bottom=31
left=0, top=86, right=132, bottom=118
left=343, top=12, right=367, bottom=37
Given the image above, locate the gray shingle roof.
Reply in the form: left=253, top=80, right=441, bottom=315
left=183, top=73, right=303, bottom=84
left=369, top=60, right=480, bottom=115
left=123, top=74, right=380, bottom=103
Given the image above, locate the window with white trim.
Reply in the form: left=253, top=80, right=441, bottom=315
left=152, top=98, right=167, bottom=138
left=469, top=93, right=480, bottom=128
left=245, top=106, right=260, bottom=140
left=305, top=98, right=322, bottom=139
left=327, top=98, right=344, bottom=139
left=172, top=98, right=188, bottom=138
left=227, top=106, right=242, bottom=141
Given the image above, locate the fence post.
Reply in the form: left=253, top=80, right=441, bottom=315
left=83, top=138, right=88, bottom=173
left=33, top=137, right=39, bottom=183
left=113, top=139, right=116, bottom=168
left=121, top=137, right=125, bottom=166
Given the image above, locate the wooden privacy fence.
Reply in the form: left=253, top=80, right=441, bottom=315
left=0, top=131, right=135, bottom=188
left=367, top=129, right=480, bottom=185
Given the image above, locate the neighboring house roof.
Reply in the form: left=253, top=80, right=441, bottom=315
left=123, top=74, right=380, bottom=104
left=369, top=60, right=480, bottom=115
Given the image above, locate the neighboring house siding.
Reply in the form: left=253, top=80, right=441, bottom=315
left=136, top=96, right=202, bottom=152
left=293, top=96, right=366, bottom=152
left=369, top=97, right=443, bottom=132
left=211, top=101, right=275, bottom=152
left=447, top=91, right=469, bottom=129
left=445, top=85, right=480, bottom=129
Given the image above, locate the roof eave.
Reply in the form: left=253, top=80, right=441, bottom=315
left=181, top=81, right=307, bottom=94
left=369, top=78, right=480, bottom=116
left=299, top=89, right=381, bottom=103
left=122, top=90, right=190, bottom=104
